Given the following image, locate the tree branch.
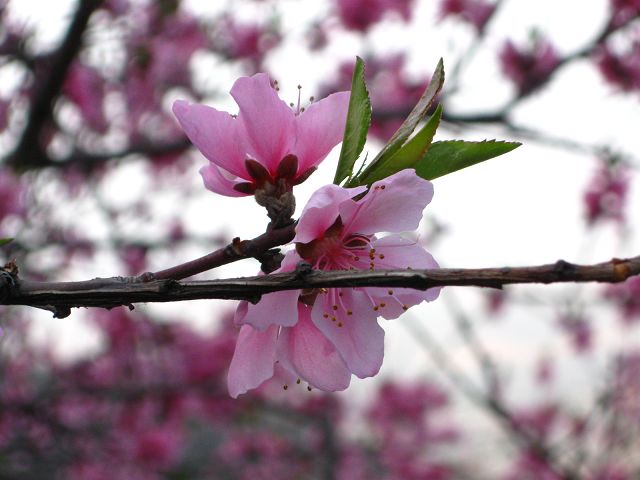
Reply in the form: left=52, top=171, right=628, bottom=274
left=149, top=222, right=296, bottom=281
left=6, top=0, right=103, bottom=170
left=2, top=255, right=638, bottom=317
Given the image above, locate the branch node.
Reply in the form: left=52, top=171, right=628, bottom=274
left=553, top=259, right=577, bottom=278
left=612, top=258, right=632, bottom=281
left=52, top=306, right=71, bottom=319
left=295, top=262, right=313, bottom=279
left=136, top=272, right=156, bottom=283
left=256, top=249, right=284, bottom=274
left=227, top=237, right=244, bottom=256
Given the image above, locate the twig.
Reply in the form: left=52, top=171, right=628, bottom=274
left=6, top=0, right=104, bottom=170
left=2, top=255, right=638, bottom=317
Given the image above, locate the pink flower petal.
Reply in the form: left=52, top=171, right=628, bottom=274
left=172, top=100, right=247, bottom=178
left=294, top=183, right=366, bottom=244
left=278, top=304, right=352, bottom=391
left=235, top=289, right=300, bottom=330
left=294, top=91, right=350, bottom=171
left=234, top=250, right=302, bottom=330
left=199, top=164, right=247, bottom=197
left=366, top=235, right=441, bottom=319
left=227, top=324, right=278, bottom=398
left=230, top=73, right=296, bottom=173
left=311, top=288, right=384, bottom=378
left=340, top=169, right=434, bottom=235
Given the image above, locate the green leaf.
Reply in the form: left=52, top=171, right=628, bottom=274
left=415, top=140, right=521, bottom=180
left=333, top=57, right=371, bottom=185
left=0, top=238, right=13, bottom=247
left=364, top=58, right=445, bottom=173
left=352, top=104, right=442, bottom=185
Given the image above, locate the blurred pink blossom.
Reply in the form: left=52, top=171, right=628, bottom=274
left=63, top=63, right=109, bottom=133
left=335, top=0, right=415, bottom=31
left=173, top=73, right=349, bottom=197
left=499, top=37, right=561, bottom=96
left=604, top=277, right=640, bottom=324
left=144, top=14, right=207, bottom=88
left=214, top=17, right=280, bottom=69
left=612, top=352, right=640, bottom=422
left=558, top=314, right=593, bottom=353
left=609, top=0, right=640, bottom=28
left=596, top=42, right=640, bottom=92
left=583, top=158, right=629, bottom=225
left=439, top=0, right=496, bottom=32
left=0, top=168, right=25, bottom=224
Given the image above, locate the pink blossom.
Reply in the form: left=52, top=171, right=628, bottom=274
left=612, top=351, right=640, bottom=421
left=63, top=63, right=109, bottom=133
left=173, top=73, right=349, bottom=197
left=604, top=277, right=640, bottom=323
left=335, top=0, right=415, bottom=31
left=439, top=0, right=496, bottom=32
left=134, top=426, right=183, bottom=469
left=229, top=170, right=440, bottom=396
left=144, top=14, right=207, bottom=88
left=583, top=157, right=629, bottom=225
left=0, top=168, right=25, bottom=224
left=499, top=37, right=561, bottom=96
left=103, top=0, right=129, bottom=15
left=558, top=314, right=593, bottom=353
left=590, top=465, right=629, bottom=480
left=609, top=0, right=640, bottom=28
left=214, top=17, right=280, bottom=69
left=596, top=42, right=640, bottom=93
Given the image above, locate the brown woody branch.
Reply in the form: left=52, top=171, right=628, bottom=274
left=2, top=256, right=638, bottom=318
left=6, top=0, right=104, bottom=170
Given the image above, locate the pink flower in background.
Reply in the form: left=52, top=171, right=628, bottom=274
left=229, top=170, right=440, bottom=396
left=604, top=277, right=640, bottom=324
left=499, top=37, right=561, bottom=96
left=145, top=14, right=207, bottom=88
left=439, top=0, right=496, bottom=32
left=558, top=314, right=593, bottom=353
left=610, top=0, right=640, bottom=28
left=63, top=63, right=109, bottom=133
left=321, top=54, right=427, bottom=142
left=583, top=157, right=629, bottom=225
left=214, top=17, right=281, bottom=69
left=0, top=168, right=25, bottom=224
left=173, top=73, right=349, bottom=197
left=335, top=0, right=415, bottom=32
left=596, top=42, right=640, bottom=93
left=613, top=352, right=640, bottom=422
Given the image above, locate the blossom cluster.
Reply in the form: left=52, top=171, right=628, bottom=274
left=173, top=72, right=440, bottom=397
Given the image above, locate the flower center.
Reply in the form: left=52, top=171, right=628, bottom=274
left=295, top=217, right=372, bottom=270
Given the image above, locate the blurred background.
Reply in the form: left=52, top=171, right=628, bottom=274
left=0, top=0, right=639, bottom=478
